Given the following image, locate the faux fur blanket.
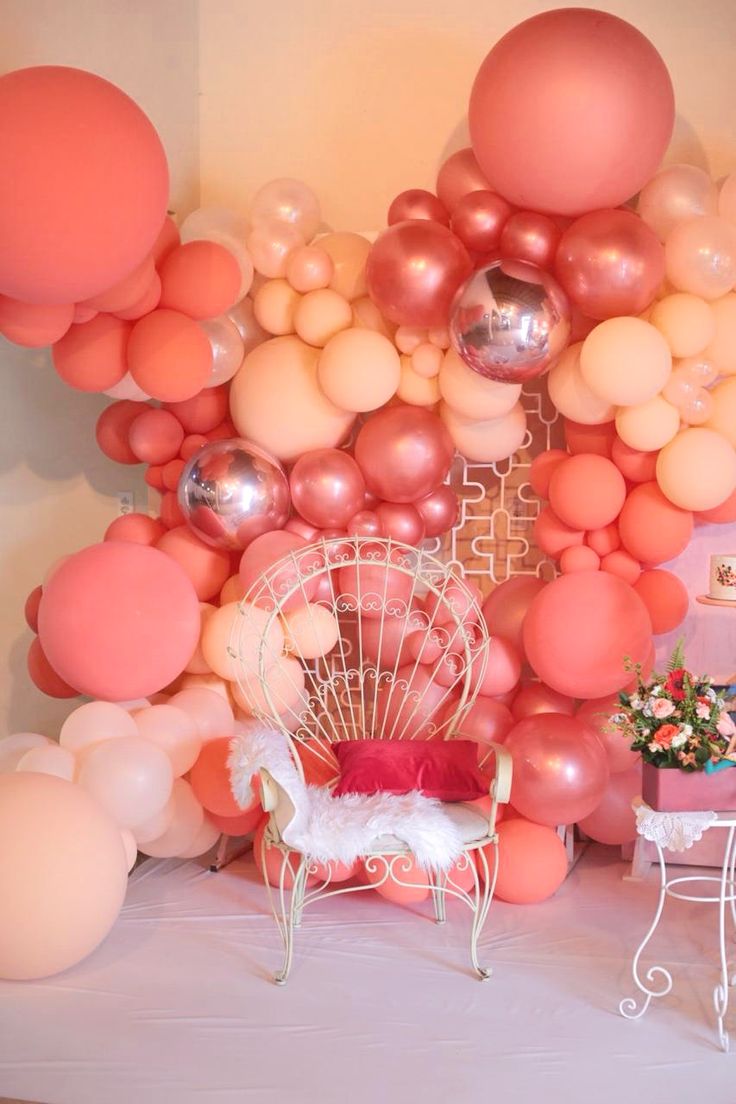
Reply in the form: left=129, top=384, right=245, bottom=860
left=227, top=721, right=466, bottom=871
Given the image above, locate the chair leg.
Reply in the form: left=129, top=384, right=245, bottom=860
left=432, top=871, right=447, bottom=924
left=469, top=845, right=497, bottom=981
left=273, top=853, right=307, bottom=986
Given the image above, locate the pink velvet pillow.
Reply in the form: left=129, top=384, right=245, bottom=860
left=332, top=739, right=487, bottom=801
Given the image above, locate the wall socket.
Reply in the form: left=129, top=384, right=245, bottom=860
left=116, top=491, right=135, bottom=516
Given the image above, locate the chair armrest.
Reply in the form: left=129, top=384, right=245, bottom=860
left=483, top=742, right=513, bottom=837
left=259, top=767, right=297, bottom=844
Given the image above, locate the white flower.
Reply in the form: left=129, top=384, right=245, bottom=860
left=650, top=685, right=662, bottom=696
left=705, top=687, right=717, bottom=702
left=640, top=728, right=650, bottom=737
left=680, top=724, right=693, bottom=738
left=696, top=702, right=711, bottom=720
left=648, top=740, right=662, bottom=753
left=630, top=696, right=645, bottom=711
left=671, top=732, right=688, bottom=749
left=652, top=698, right=675, bottom=719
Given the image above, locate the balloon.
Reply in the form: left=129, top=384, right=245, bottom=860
left=52, top=313, right=130, bottom=392
left=415, top=486, right=459, bottom=538
left=360, top=607, right=426, bottom=668
left=0, top=774, right=127, bottom=979
left=239, top=531, right=320, bottom=614
left=207, top=600, right=284, bottom=680
left=209, top=805, right=262, bottom=837
left=500, top=211, right=561, bottom=270
left=247, top=221, right=305, bottom=278
left=159, top=241, right=241, bottom=320
left=96, top=400, right=144, bottom=464
left=600, top=551, right=641, bottom=587
left=586, top=524, right=621, bottom=558
left=438, top=348, right=521, bottom=420
left=0, top=66, right=168, bottom=304
left=560, top=545, right=601, bottom=574
left=253, top=278, right=300, bottom=335
left=580, top=318, right=671, bottom=407
left=24, top=585, right=42, bottom=632
left=83, top=254, right=155, bottom=314
left=294, top=288, right=352, bottom=347
left=706, top=377, right=736, bottom=447
left=511, top=683, right=575, bottom=721
left=397, top=356, right=441, bottom=406
left=578, top=767, right=641, bottom=845
left=523, top=572, right=652, bottom=699
left=316, top=328, right=401, bottom=412
left=133, top=704, right=201, bottom=777
left=138, top=779, right=205, bottom=858
left=226, top=296, right=269, bottom=357
left=697, top=486, right=736, bottom=524
left=411, top=343, right=443, bottom=378
left=576, top=696, right=638, bottom=774
left=354, top=406, right=454, bottom=503
left=127, top=309, right=212, bottom=402
left=656, top=428, right=736, bottom=511
left=470, top=636, right=521, bottom=697
left=618, top=481, right=693, bottom=565
left=548, top=455, right=626, bottom=531
left=481, top=576, right=546, bottom=654
left=286, top=245, right=334, bottom=292
left=547, top=343, right=615, bottom=426
left=440, top=401, right=527, bottom=464
left=555, top=209, right=664, bottom=320
left=233, top=654, right=307, bottom=723
left=128, top=409, right=183, bottom=465
left=77, top=735, right=173, bottom=829
left=435, top=148, right=491, bottom=212
left=453, top=696, right=515, bottom=749
left=250, top=177, right=321, bottom=242
left=178, top=438, right=290, bottom=552
left=318, top=232, right=372, bottom=301
left=347, top=509, right=383, bottom=538
left=105, top=513, right=166, bottom=547
left=702, top=294, right=736, bottom=375
left=38, top=542, right=200, bottom=701
left=162, top=386, right=228, bottom=434
left=198, top=316, right=245, bottom=386
left=468, top=9, right=674, bottom=216
left=650, top=293, right=715, bottom=358
left=450, top=259, right=570, bottom=384
left=388, top=189, right=449, bottom=226
left=638, top=164, right=718, bottom=241
left=633, top=569, right=688, bottom=635
left=366, top=220, right=472, bottom=328
left=337, top=555, right=414, bottom=620
left=0, top=733, right=51, bottom=773
left=16, top=743, right=75, bottom=781
left=59, top=701, right=138, bottom=755
left=363, top=853, right=431, bottom=904
left=27, top=638, right=79, bottom=698
left=178, top=816, right=221, bottom=858
left=156, top=526, right=231, bottom=601
left=230, top=336, right=354, bottom=463
left=374, top=502, right=425, bottom=545
left=189, top=736, right=243, bottom=818
left=529, top=449, right=567, bottom=498
left=168, top=687, right=234, bottom=743
left=505, top=713, right=609, bottom=826
left=611, top=438, right=659, bottom=484
left=253, top=819, right=320, bottom=890
left=564, top=417, right=617, bottom=457
left=615, top=396, right=681, bottom=453
left=665, top=216, right=736, bottom=300
left=486, top=818, right=568, bottom=903
left=533, top=506, right=584, bottom=559
left=450, top=190, right=512, bottom=252
left=283, top=603, right=340, bottom=660
left=0, top=295, right=73, bottom=347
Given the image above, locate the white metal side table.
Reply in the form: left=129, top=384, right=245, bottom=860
left=620, top=800, right=736, bottom=1051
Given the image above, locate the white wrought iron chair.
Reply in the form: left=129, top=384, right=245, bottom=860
left=231, top=535, right=512, bottom=984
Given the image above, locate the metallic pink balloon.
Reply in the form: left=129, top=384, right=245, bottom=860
left=375, top=502, right=426, bottom=545
left=284, top=516, right=321, bottom=542
left=450, top=191, right=513, bottom=252
left=415, top=485, right=459, bottom=537
left=366, top=220, right=472, bottom=328
left=346, top=510, right=383, bottom=538
left=354, top=405, right=455, bottom=503
left=436, top=148, right=492, bottom=212
left=500, top=211, right=561, bottom=270
left=555, top=208, right=665, bottom=321
left=504, top=713, right=609, bottom=827
left=388, top=189, right=449, bottom=226
left=289, top=449, right=365, bottom=529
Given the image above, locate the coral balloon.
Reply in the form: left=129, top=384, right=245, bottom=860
left=156, top=526, right=231, bottom=601
left=454, top=696, right=515, bottom=749
left=489, top=818, right=568, bottom=903
left=578, top=767, right=641, bottom=845
left=0, top=296, right=73, bottom=347
left=105, top=513, right=166, bottom=546
left=576, top=696, right=639, bottom=774
left=511, top=683, right=575, bottom=721
left=560, top=545, right=601, bottom=574
left=468, top=9, right=674, bottom=216
left=656, top=428, right=736, bottom=511
left=618, top=482, right=693, bottom=565
left=27, top=638, right=78, bottom=698
left=564, top=418, right=617, bottom=457
left=633, top=569, right=688, bottom=635
left=600, top=551, right=641, bottom=586
left=96, top=400, right=144, bottom=464
left=533, top=506, right=584, bottom=559
left=52, top=313, right=130, bottom=392
left=354, top=405, right=454, bottom=503
left=189, top=736, right=242, bottom=818
left=435, top=148, right=491, bottom=213
left=159, top=241, right=241, bottom=320
left=529, top=449, right=567, bottom=498
left=548, top=455, right=626, bottom=531
left=77, top=736, right=173, bottom=829
left=523, top=572, right=652, bottom=699
left=363, top=854, right=431, bottom=904
left=450, top=191, right=512, bottom=252
left=611, top=438, right=659, bottom=484
left=388, top=189, right=449, bottom=226
left=127, top=309, right=212, bottom=402
left=580, top=318, right=671, bottom=407
left=128, top=409, right=184, bottom=465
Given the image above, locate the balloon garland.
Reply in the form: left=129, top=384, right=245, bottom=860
left=2, top=9, right=736, bottom=976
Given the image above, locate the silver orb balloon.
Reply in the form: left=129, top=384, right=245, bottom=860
left=178, top=439, right=290, bottom=551
left=449, top=259, right=571, bottom=383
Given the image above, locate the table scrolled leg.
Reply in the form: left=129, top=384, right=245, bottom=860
left=620, top=843, right=673, bottom=1020
left=713, top=826, right=736, bottom=1050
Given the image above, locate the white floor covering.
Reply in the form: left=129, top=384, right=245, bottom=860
left=1, top=845, right=735, bottom=1104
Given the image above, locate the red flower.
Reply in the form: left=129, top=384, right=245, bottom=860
left=665, top=668, right=689, bottom=701
left=656, top=723, right=679, bottom=749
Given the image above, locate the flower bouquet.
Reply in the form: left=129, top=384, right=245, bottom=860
left=615, top=641, right=736, bottom=811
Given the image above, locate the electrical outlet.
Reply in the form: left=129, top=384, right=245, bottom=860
left=116, top=491, right=135, bottom=516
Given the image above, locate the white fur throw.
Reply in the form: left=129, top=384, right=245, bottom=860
left=227, top=721, right=467, bottom=871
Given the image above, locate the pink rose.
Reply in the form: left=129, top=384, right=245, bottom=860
left=652, top=698, right=676, bottom=719
left=717, top=712, right=736, bottom=738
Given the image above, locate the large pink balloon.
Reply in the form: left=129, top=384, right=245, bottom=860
left=37, top=543, right=200, bottom=701
left=578, top=766, right=641, bottom=844
left=523, top=572, right=652, bottom=699
left=366, top=220, right=472, bottom=328
left=468, top=10, right=674, bottom=216
left=289, top=449, right=365, bottom=529
left=555, top=209, right=665, bottom=320
left=354, top=405, right=455, bottom=503
left=505, top=713, right=609, bottom=826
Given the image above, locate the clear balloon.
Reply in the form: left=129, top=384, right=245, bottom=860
left=247, top=220, right=304, bottom=279
left=250, top=178, right=321, bottom=242
left=665, top=215, right=736, bottom=300
left=226, top=296, right=269, bottom=355
left=178, top=438, right=290, bottom=551
left=200, top=316, right=245, bottom=386
left=450, top=259, right=570, bottom=383
left=638, top=165, right=718, bottom=241
left=449, top=190, right=512, bottom=252
left=289, top=449, right=366, bottom=528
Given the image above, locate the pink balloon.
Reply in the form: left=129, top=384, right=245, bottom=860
left=474, top=636, right=522, bottom=696
left=337, top=554, right=413, bottom=620
left=505, top=713, right=610, bottom=827
left=423, top=577, right=482, bottom=629
left=511, top=682, right=576, bottom=721
left=374, top=664, right=451, bottom=740
left=469, top=9, right=674, bottom=216
left=450, top=191, right=512, bottom=253
left=375, top=502, right=425, bottom=545
left=346, top=509, right=383, bottom=538
left=452, top=695, right=515, bottom=748
left=77, top=736, right=174, bottom=829
left=284, top=516, right=321, bottom=542
left=481, top=576, right=546, bottom=655
left=366, top=220, right=472, bottom=328
left=415, top=485, right=459, bottom=537
left=578, top=766, right=641, bottom=844
left=387, top=189, right=449, bottom=226
left=168, top=687, right=234, bottom=743
left=500, top=211, right=561, bottom=270
left=555, top=209, right=665, bottom=320
left=133, top=704, right=201, bottom=777
left=289, top=449, right=365, bottom=529
left=360, top=607, right=426, bottom=668
left=37, top=542, right=200, bottom=701
left=354, top=405, right=455, bottom=503
left=576, top=695, right=640, bottom=774
left=436, top=148, right=492, bottom=213
left=239, top=530, right=319, bottom=611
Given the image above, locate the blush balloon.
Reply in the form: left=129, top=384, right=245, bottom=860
left=388, top=189, right=449, bottom=226
left=578, top=766, right=641, bottom=845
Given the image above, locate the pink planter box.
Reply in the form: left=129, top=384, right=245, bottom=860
left=642, top=761, right=736, bottom=812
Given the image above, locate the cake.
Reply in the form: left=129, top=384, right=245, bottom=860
left=709, top=554, right=736, bottom=601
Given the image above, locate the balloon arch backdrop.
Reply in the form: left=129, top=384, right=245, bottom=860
left=3, top=7, right=736, bottom=979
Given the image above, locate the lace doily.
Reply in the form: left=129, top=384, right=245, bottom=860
left=634, top=800, right=718, bottom=852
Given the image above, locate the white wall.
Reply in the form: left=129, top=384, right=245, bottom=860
left=0, top=0, right=199, bottom=734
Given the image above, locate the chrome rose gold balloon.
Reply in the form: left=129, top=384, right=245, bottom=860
left=346, top=509, right=383, bottom=538
left=387, top=189, right=449, bottom=226
left=354, top=405, right=455, bottom=503
left=178, top=439, right=290, bottom=551
left=449, top=259, right=571, bottom=383
left=375, top=502, right=426, bottom=545
left=499, top=211, right=561, bottom=270
left=450, top=190, right=513, bottom=253
left=289, top=449, right=366, bottom=529
left=415, top=484, right=459, bottom=537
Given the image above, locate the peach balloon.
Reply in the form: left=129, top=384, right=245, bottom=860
left=167, top=687, right=234, bottom=742
left=286, top=245, right=334, bottom=292
left=704, top=294, right=736, bottom=374
left=490, top=819, right=568, bottom=904
left=656, top=427, right=736, bottom=511
left=706, top=377, right=736, bottom=447
left=547, top=343, right=616, bottom=425
left=580, top=318, right=672, bottom=407
left=412, top=343, right=443, bottom=379
left=317, top=328, right=401, bottom=412
left=138, top=779, right=204, bottom=858
left=397, top=356, right=441, bottom=406
left=131, top=800, right=175, bottom=845
left=159, top=241, right=241, bottom=320
left=634, top=569, right=689, bottom=634
left=615, top=395, right=681, bottom=452
left=178, top=816, right=221, bottom=859
left=548, top=455, right=627, bottom=531
left=77, top=736, right=173, bottom=829
left=511, top=683, right=575, bottom=721
left=600, top=551, right=642, bottom=586
left=185, top=603, right=217, bottom=675
left=438, top=348, right=521, bottom=420
left=16, top=743, right=76, bottom=781
left=610, top=439, right=658, bottom=484
left=120, top=828, right=138, bottom=871
left=318, top=232, right=372, bottom=301
left=294, top=288, right=352, bottom=347
left=351, top=295, right=395, bottom=339
left=283, top=603, right=340, bottom=659
left=199, top=601, right=240, bottom=681
left=0, top=773, right=128, bottom=980
left=533, top=506, right=584, bottom=559
left=157, top=526, right=231, bottom=601
left=133, top=704, right=201, bottom=777
left=560, top=545, right=601, bottom=574
left=234, top=654, right=307, bottom=721
left=230, top=336, right=354, bottom=462
left=247, top=220, right=304, bottom=279
left=127, top=309, right=212, bottom=402
left=576, top=696, right=639, bottom=774
left=211, top=600, right=284, bottom=678
left=638, top=164, right=718, bottom=241
left=252, top=278, right=300, bottom=335
left=59, top=701, right=138, bottom=755
left=618, top=481, right=693, bottom=565
left=395, top=326, right=427, bottom=354
left=0, top=733, right=51, bottom=773
left=649, top=293, right=715, bottom=357
left=665, top=216, right=736, bottom=300
left=440, top=401, right=527, bottom=463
